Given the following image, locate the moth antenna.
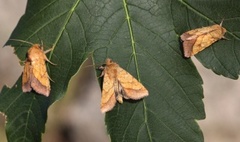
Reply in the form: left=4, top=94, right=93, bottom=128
left=45, top=57, right=56, bottom=66
left=222, top=36, right=229, bottom=40
left=81, top=63, right=105, bottom=69
left=41, top=40, right=44, bottom=50
left=43, top=47, right=56, bottom=65
left=219, top=19, right=224, bottom=26
left=9, top=39, right=34, bottom=45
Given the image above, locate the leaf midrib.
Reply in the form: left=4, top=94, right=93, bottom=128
left=50, top=0, right=82, bottom=58
left=122, top=0, right=141, bottom=81
left=122, top=1, right=152, bottom=142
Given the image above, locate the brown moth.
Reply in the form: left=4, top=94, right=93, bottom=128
left=98, top=58, right=149, bottom=113
left=180, top=21, right=226, bottom=58
left=22, top=43, right=54, bottom=97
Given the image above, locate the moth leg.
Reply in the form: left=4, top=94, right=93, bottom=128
left=44, top=47, right=53, bottom=54
left=99, top=69, right=105, bottom=78
left=45, top=57, right=56, bottom=65
left=43, top=57, right=55, bottom=82
left=117, top=81, right=130, bottom=100
left=41, top=43, right=56, bottom=65
left=47, top=74, right=54, bottom=82
left=42, top=50, right=56, bottom=66
left=40, top=40, right=52, bottom=53
left=116, top=94, right=123, bottom=104
left=114, top=80, right=123, bottom=103
left=98, top=64, right=107, bottom=77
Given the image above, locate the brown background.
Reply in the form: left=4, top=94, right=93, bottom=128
left=1, top=1, right=240, bottom=142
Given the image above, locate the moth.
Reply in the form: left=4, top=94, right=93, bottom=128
left=180, top=21, right=226, bottom=58
left=22, top=43, right=54, bottom=97
left=98, top=58, right=149, bottom=113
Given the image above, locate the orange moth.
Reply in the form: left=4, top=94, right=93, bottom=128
left=19, top=41, right=54, bottom=97
left=180, top=21, right=226, bottom=58
left=98, top=58, right=149, bottom=113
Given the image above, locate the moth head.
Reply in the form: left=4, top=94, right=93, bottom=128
left=221, top=27, right=227, bottom=36
left=26, top=44, right=44, bottom=61
left=97, top=58, right=115, bottom=70
left=27, top=44, right=42, bottom=54
left=32, top=44, right=41, bottom=49
left=105, top=58, right=113, bottom=64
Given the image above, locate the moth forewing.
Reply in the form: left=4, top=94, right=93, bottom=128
left=182, top=38, right=197, bottom=57
left=31, top=58, right=51, bottom=96
left=181, top=22, right=227, bottom=57
left=101, top=71, right=117, bottom=113
left=22, top=44, right=52, bottom=97
left=116, top=67, right=148, bottom=100
left=101, top=94, right=116, bottom=113
left=22, top=61, right=32, bottom=92
left=30, top=73, right=50, bottom=96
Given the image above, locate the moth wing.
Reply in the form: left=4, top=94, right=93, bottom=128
left=117, top=67, right=148, bottom=100
left=183, top=39, right=197, bottom=57
left=31, top=60, right=50, bottom=96
left=22, top=61, right=32, bottom=92
left=101, top=70, right=117, bottom=113
left=181, top=32, right=197, bottom=40
left=181, top=33, right=198, bottom=57
left=192, top=32, right=219, bottom=55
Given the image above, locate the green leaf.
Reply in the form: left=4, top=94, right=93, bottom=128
left=2, top=0, right=90, bottom=141
left=172, top=0, right=240, bottom=79
left=0, top=83, right=47, bottom=142
left=92, top=0, right=204, bottom=141
left=1, top=0, right=205, bottom=142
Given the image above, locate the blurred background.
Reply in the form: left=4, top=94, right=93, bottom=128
left=1, top=1, right=240, bottom=142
